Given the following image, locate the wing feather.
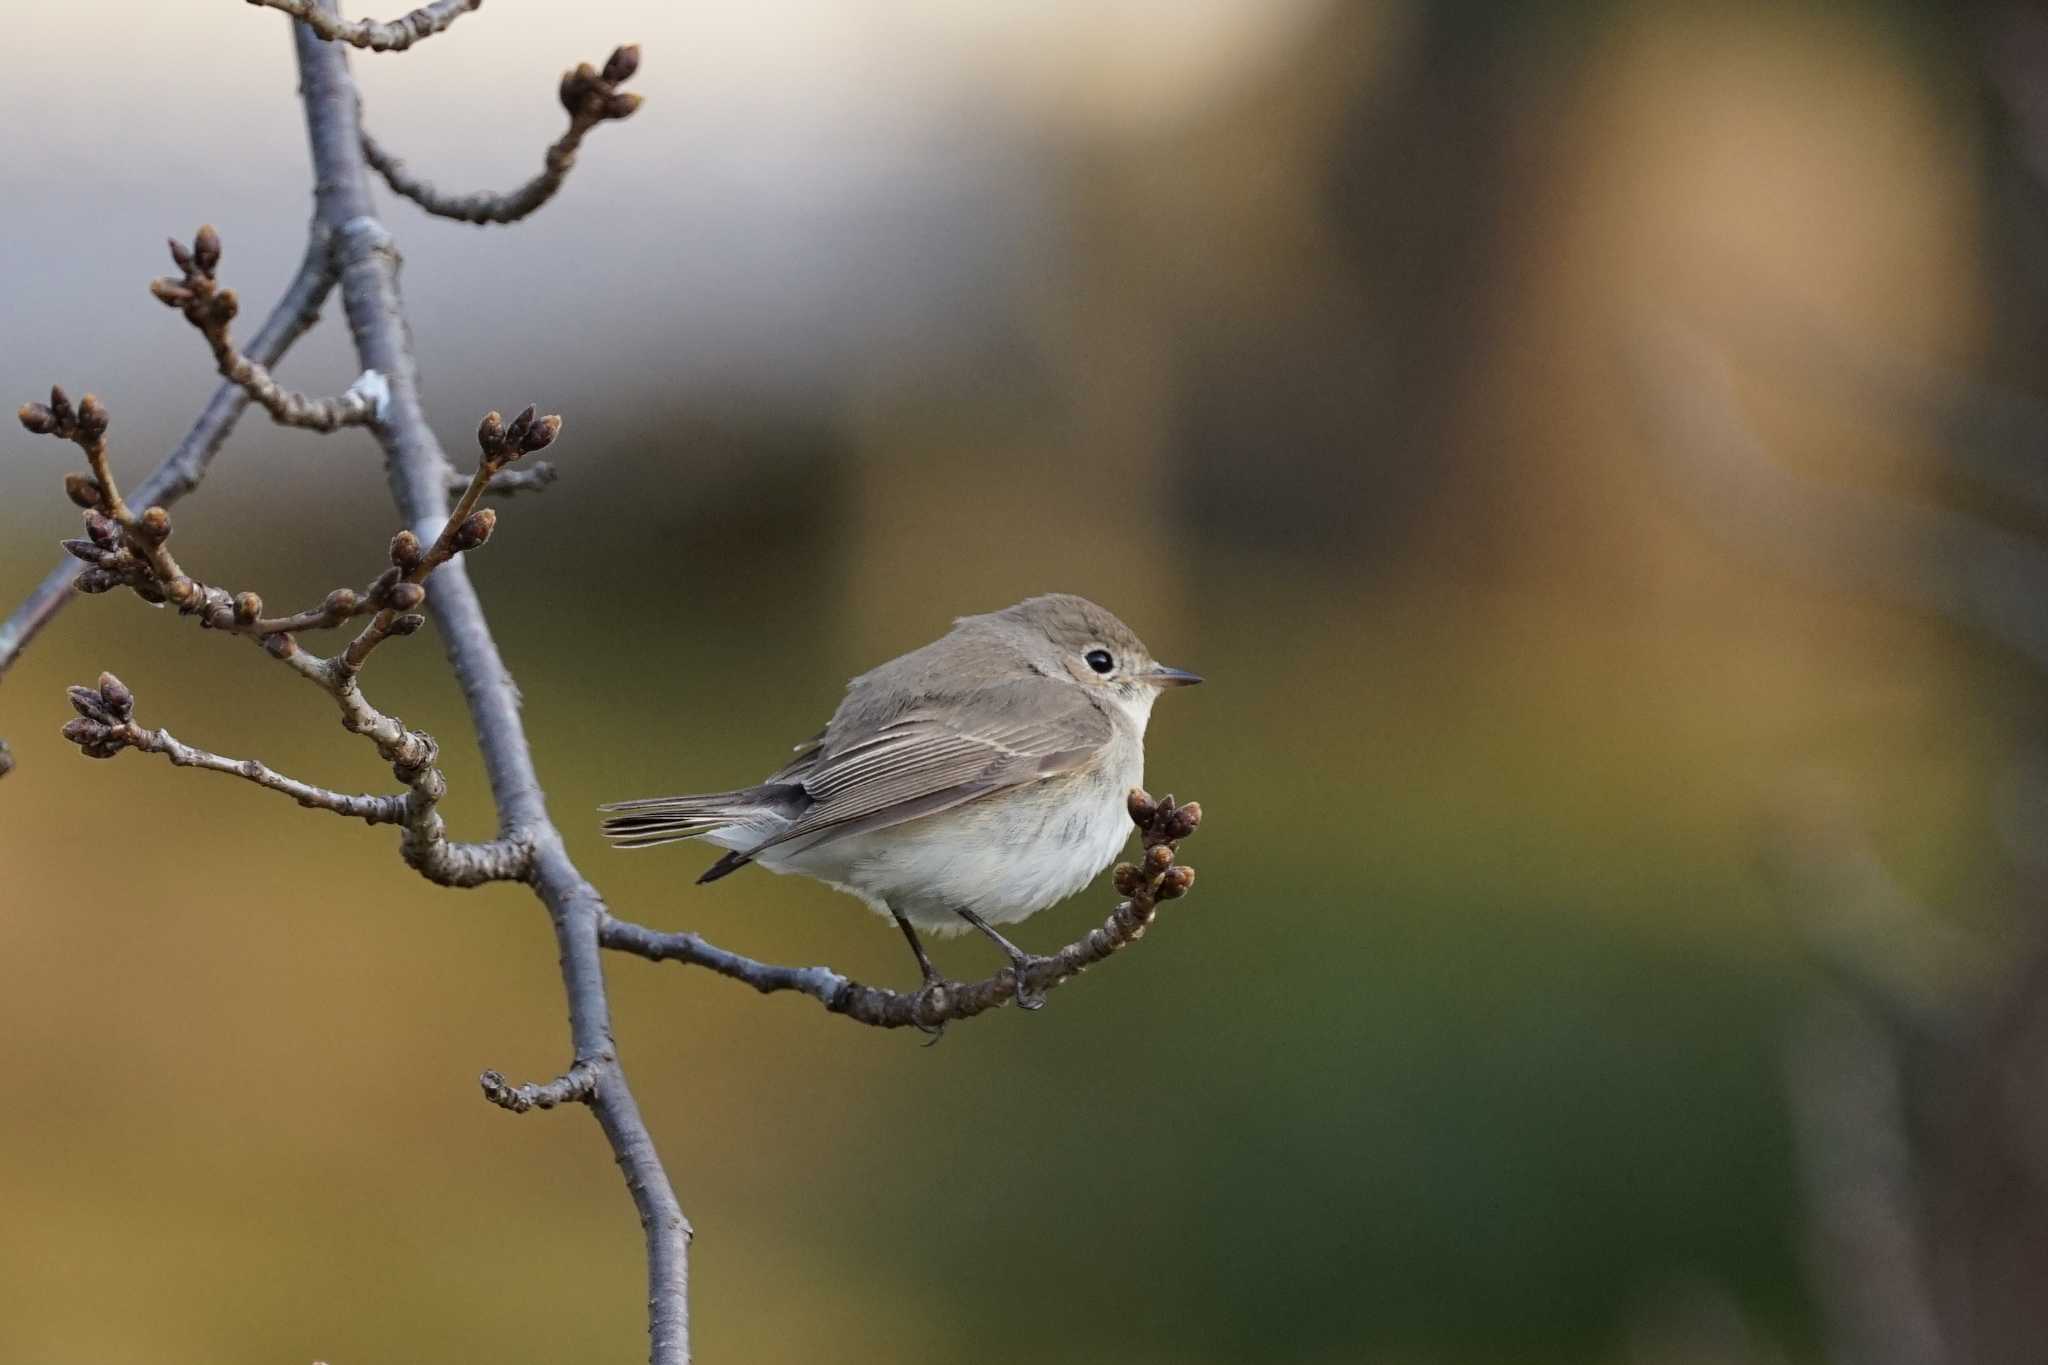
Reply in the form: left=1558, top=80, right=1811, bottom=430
left=733, top=679, right=1111, bottom=865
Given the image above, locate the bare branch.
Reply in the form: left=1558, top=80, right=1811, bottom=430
left=247, top=0, right=479, bottom=52
left=480, top=1058, right=605, bottom=1113
left=461, top=461, right=558, bottom=497
left=0, top=229, right=333, bottom=708
left=60, top=688, right=407, bottom=825
left=290, top=20, right=691, bottom=1359
left=601, top=791, right=1202, bottom=1031
left=153, top=228, right=377, bottom=431
left=361, top=46, right=641, bottom=225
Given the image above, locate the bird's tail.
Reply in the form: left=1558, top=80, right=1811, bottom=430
left=598, top=784, right=805, bottom=864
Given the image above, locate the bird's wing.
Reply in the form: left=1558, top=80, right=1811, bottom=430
left=736, top=679, right=1112, bottom=863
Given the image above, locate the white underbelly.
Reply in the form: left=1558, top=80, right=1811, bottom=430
left=755, top=761, right=1141, bottom=933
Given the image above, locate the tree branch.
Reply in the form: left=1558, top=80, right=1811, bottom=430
left=481, top=1058, right=605, bottom=1112
left=18, top=384, right=534, bottom=888
left=287, top=10, right=692, bottom=1360
left=63, top=687, right=407, bottom=825
left=361, top=46, right=642, bottom=225
left=0, top=231, right=335, bottom=699
left=152, top=226, right=380, bottom=431
left=600, top=791, right=1202, bottom=1031
left=247, top=0, right=479, bottom=52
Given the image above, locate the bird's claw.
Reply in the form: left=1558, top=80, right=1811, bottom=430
left=1009, top=955, right=1053, bottom=1011
left=911, top=974, right=950, bottom=1042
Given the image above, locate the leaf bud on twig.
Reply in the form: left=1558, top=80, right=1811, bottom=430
left=234, top=591, right=263, bottom=624
left=137, top=506, right=172, bottom=541
left=386, top=581, right=426, bottom=611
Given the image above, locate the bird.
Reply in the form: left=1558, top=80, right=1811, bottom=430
left=599, top=593, right=1201, bottom=1005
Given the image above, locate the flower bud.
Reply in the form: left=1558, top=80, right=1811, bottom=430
left=388, top=528, right=424, bottom=569
left=323, top=588, right=359, bottom=618
left=605, top=92, right=644, bottom=120
left=386, top=581, right=425, bottom=611
left=1144, top=843, right=1174, bottom=873
left=18, top=402, right=55, bottom=434
left=48, top=386, right=73, bottom=423
left=97, top=672, right=134, bottom=720
left=390, top=613, right=427, bottom=636
left=61, top=538, right=105, bottom=564
left=504, top=404, right=536, bottom=450
left=1157, top=866, right=1195, bottom=899
left=234, top=591, right=262, bottom=624
left=193, top=224, right=221, bottom=274
left=1112, top=863, right=1144, bottom=897
left=137, top=506, right=171, bottom=541
left=521, top=413, right=562, bottom=453
left=60, top=716, right=107, bottom=746
left=476, top=411, right=504, bottom=453
left=150, top=278, right=194, bottom=307
left=168, top=236, right=194, bottom=272
left=68, top=684, right=114, bottom=723
left=1126, top=787, right=1156, bottom=827
left=73, top=568, right=117, bottom=594
left=76, top=393, right=109, bottom=438
left=1166, top=800, right=1202, bottom=840
left=63, top=473, right=104, bottom=508
left=560, top=62, right=599, bottom=112
left=603, top=44, right=641, bottom=84
left=455, top=508, right=496, bottom=549
left=85, top=513, right=119, bottom=548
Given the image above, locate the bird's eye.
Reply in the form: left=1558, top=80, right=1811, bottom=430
left=1085, top=649, right=1114, bottom=674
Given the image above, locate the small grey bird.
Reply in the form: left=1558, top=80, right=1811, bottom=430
left=600, top=594, right=1200, bottom=1001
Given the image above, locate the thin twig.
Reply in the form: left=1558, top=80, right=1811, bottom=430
left=480, top=1058, right=606, bottom=1112
left=248, top=0, right=479, bottom=52
left=0, top=229, right=334, bottom=692
left=361, top=46, right=641, bottom=225
left=463, top=462, right=558, bottom=497
left=152, top=227, right=378, bottom=431
left=599, top=792, right=1202, bottom=1030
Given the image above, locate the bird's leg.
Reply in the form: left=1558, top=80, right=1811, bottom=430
left=892, top=907, right=948, bottom=1039
left=954, top=907, right=1054, bottom=1011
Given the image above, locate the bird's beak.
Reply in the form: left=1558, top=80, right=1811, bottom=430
left=1144, top=664, right=1204, bottom=688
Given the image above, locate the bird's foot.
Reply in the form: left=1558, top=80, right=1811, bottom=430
left=911, top=971, right=951, bottom=1042
left=1007, top=953, right=1056, bottom=1011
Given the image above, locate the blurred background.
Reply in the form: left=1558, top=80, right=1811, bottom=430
left=7, top=1, right=2048, bottom=1361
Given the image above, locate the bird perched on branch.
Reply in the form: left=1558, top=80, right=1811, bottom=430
left=600, top=594, right=1201, bottom=1005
